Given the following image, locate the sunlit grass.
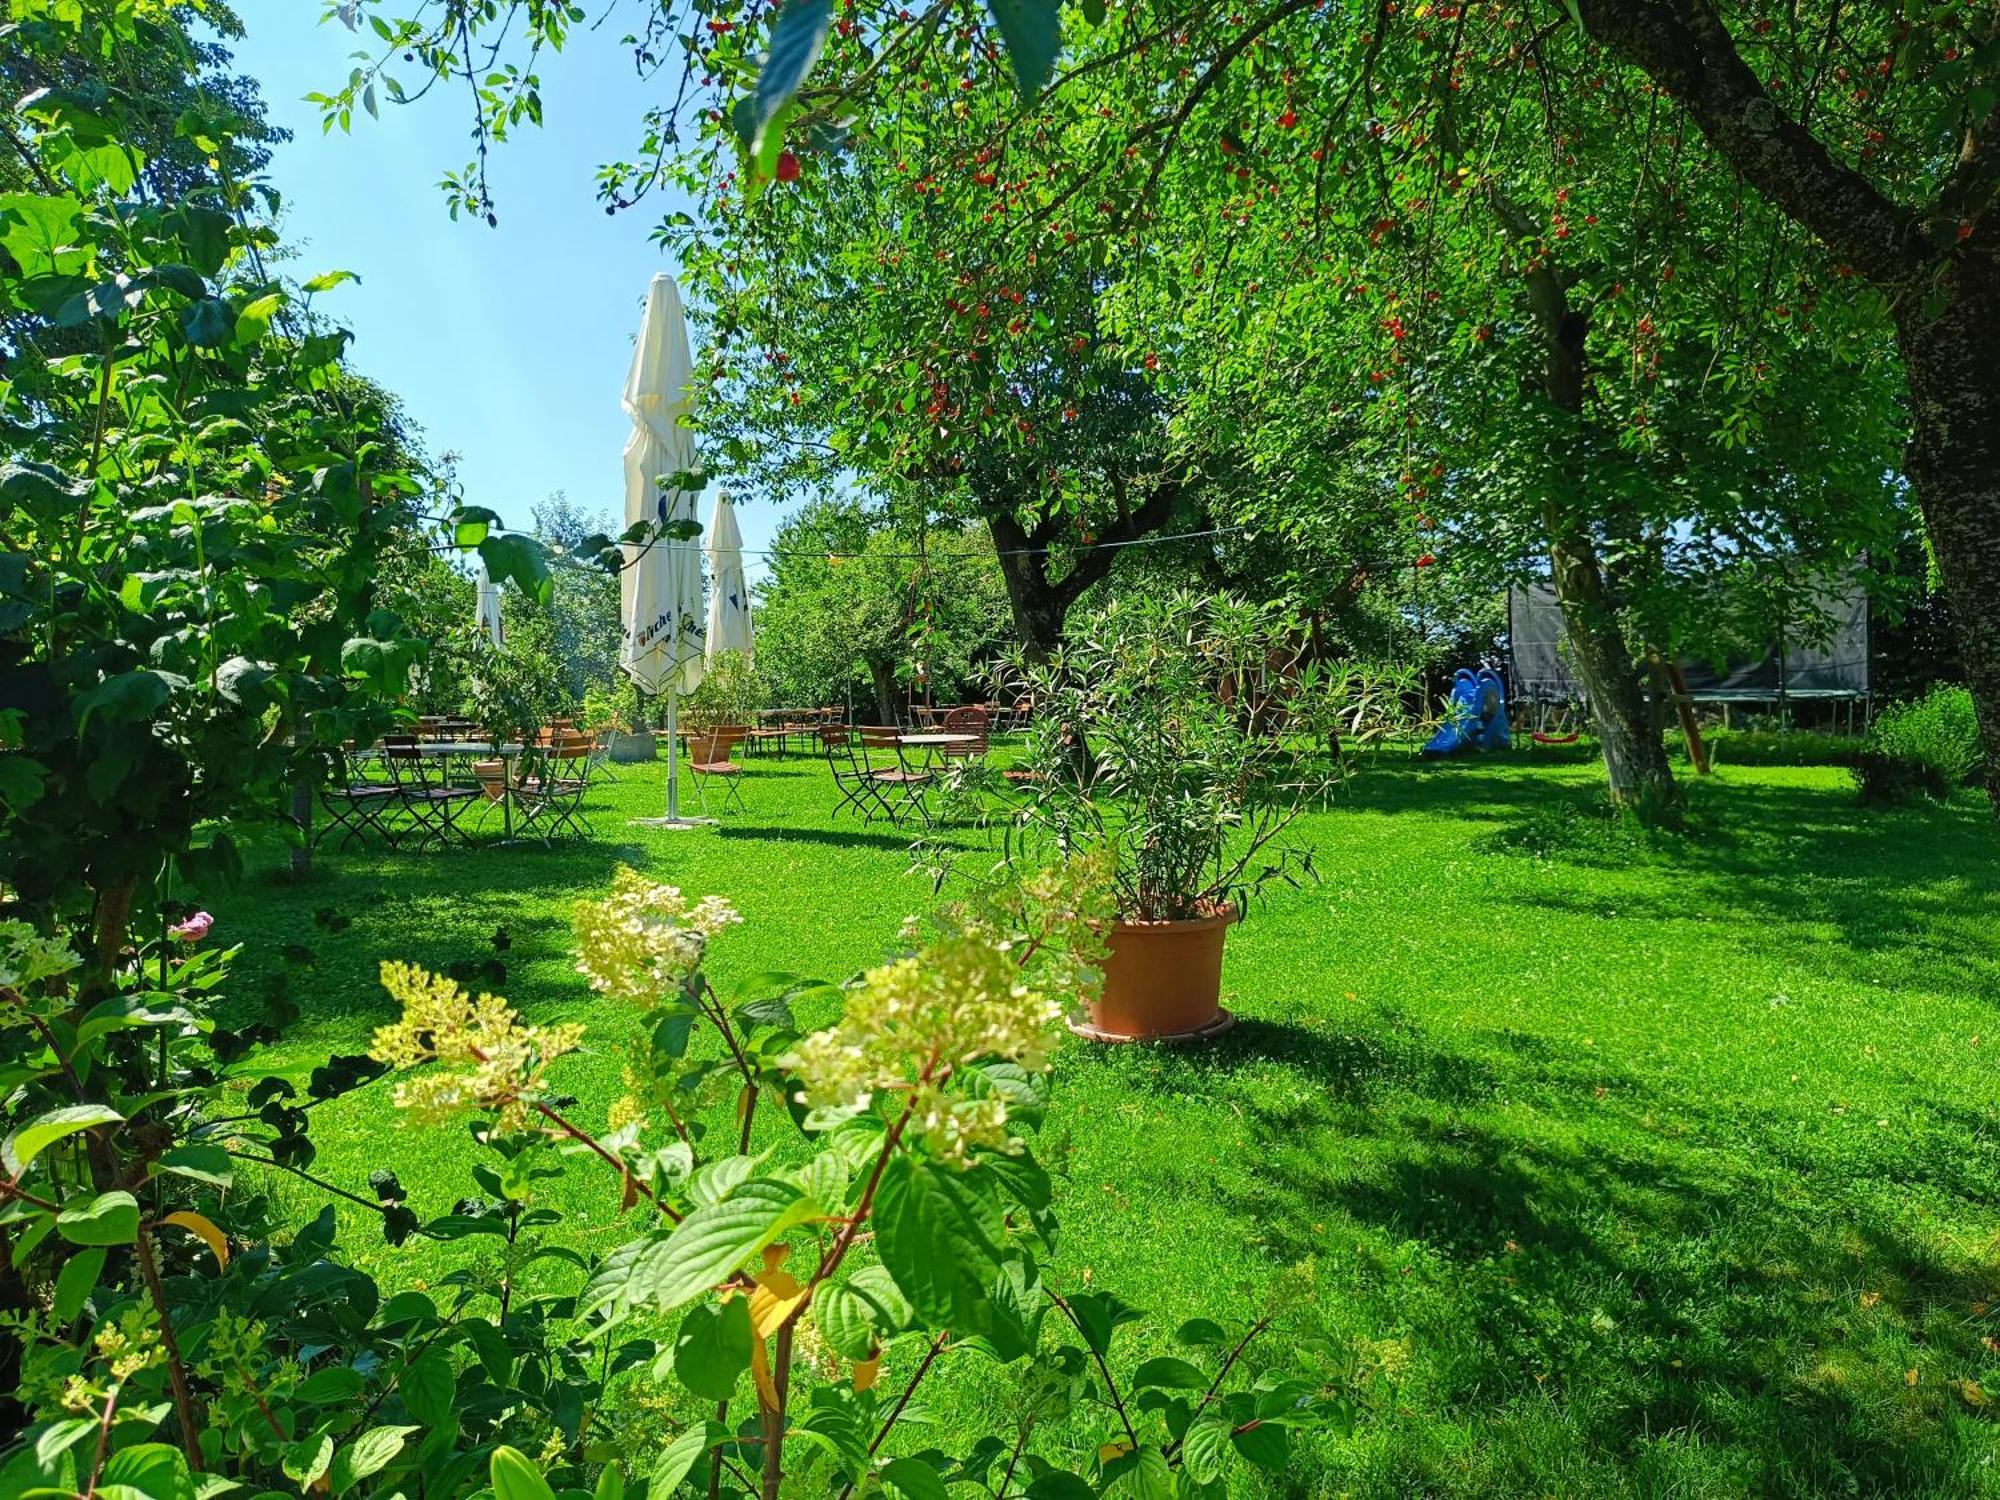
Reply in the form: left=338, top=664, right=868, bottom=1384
left=205, top=748, right=2000, bottom=1497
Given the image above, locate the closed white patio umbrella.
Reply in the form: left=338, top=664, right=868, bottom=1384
left=475, top=560, right=504, bottom=648
left=621, top=271, right=709, bottom=827
left=704, top=493, right=754, bottom=666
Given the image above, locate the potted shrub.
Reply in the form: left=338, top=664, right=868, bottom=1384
left=1002, top=591, right=1409, bottom=1041
left=585, top=683, right=659, bottom=762
left=679, top=651, right=766, bottom=740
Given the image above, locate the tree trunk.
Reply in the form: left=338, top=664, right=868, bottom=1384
left=866, top=661, right=899, bottom=726
left=992, top=540, right=1075, bottom=663
left=288, top=777, right=313, bottom=879
left=1896, top=264, right=2000, bottom=809
left=1549, top=530, right=1676, bottom=807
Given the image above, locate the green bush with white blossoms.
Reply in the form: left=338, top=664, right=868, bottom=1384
left=1, top=865, right=1354, bottom=1499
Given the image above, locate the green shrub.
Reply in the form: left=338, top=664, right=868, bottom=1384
left=1700, top=729, right=1863, bottom=769
left=0, top=865, right=1355, bottom=1500
left=1854, top=686, right=1980, bottom=805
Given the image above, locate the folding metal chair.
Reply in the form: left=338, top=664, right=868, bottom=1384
left=380, top=738, right=480, bottom=850
left=515, top=737, right=593, bottom=841
left=823, top=726, right=889, bottom=823
left=855, top=726, right=934, bottom=826
left=685, top=728, right=747, bottom=814
left=317, top=746, right=404, bottom=851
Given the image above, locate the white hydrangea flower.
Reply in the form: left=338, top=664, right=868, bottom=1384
left=572, top=867, right=741, bottom=1005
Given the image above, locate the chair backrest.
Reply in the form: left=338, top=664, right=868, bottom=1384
left=377, top=737, right=435, bottom=790
left=857, top=725, right=903, bottom=750
left=690, top=730, right=740, bottom=766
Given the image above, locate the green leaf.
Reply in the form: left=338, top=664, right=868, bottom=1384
left=478, top=533, right=555, bottom=608
left=303, top=269, right=361, bottom=294
left=53, top=1247, right=105, bottom=1322
left=813, top=1280, right=884, bottom=1362
left=0, top=192, right=86, bottom=277
left=1173, top=1318, right=1228, bottom=1347
left=879, top=1457, right=951, bottom=1500
left=234, top=291, right=285, bottom=345
left=986, top=0, right=1061, bottom=97
left=330, top=1425, right=417, bottom=1494
left=1022, top=1473, right=1093, bottom=1500
left=1230, top=1419, right=1289, bottom=1469
left=400, top=1349, right=455, bottom=1426
left=101, top=1443, right=194, bottom=1500
left=649, top=1425, right=711, bottom=1495
left=846, top=1263, right=915, bottom=1332
left=180, top=296, right=236, bottom=347
left=56, top=1190, right=139, bottom=1247
left=2, top=1104, right=122, bottom=1175
left=1179, top=1409, right=1231, bottom=1485
left=979, top=1252, right=1045, bottom=1362
left=874, top=1155, right=1005, bottom=1327
left=1062, top=1290, right=1143, bottom=1357
left=1080, top=0, right=1106, bottom=25
left=1101, top=1445, right=1174, bottom=1498
left=1131, top=1356, right=1207, bottom=1390
left=283, top=1433, right=334, bottom=1488
left=294, top=1367, right=367, bottom=1405
left=491, top=1446, right=557, bottom=1500
left=740, top=0, right=831, bottom=154
left=612, top=1179, right=819, bottom=1318
left=453, top=505, right=498, bottom=547
left=151, top=1144, right=232, bottom=1189
left=672, top=1296, right=754, bottom=1399
left=74, top=670, right=185, bottom=731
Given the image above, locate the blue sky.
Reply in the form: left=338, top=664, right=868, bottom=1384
left=228, top=3, right=781, bottom=578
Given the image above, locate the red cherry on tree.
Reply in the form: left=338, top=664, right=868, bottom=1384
left=774, top=150, right=802, bottom=183
left=1415, top=553, right=1436, bottom=568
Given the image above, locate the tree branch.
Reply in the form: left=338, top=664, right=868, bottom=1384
left=1571, top=0, right=1925, bottom=282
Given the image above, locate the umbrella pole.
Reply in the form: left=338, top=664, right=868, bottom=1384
left=633, top=673, right=714, bottom=829
left=666, top=682, right=680, bottom=820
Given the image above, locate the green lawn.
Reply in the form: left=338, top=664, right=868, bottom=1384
left=205, top=747, right=2000, bottom=1498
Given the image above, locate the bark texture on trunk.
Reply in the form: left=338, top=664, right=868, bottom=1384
left=866, top=661, right=899, bottom=726
left=1495, top=181, right=1676, bottom=807
left=1549, top=530, right=1676, bottom=805
left=1896, top=263, right=2000, bottom=807
left=985, top=474, right=1183, bottom=661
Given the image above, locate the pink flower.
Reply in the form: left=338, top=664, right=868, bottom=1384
left=169, top=911, right=214, bottom=944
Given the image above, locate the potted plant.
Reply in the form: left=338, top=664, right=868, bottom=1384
left=585, top=683, right=659, bottom=762
left=463, top=625, right=569, bottom=793
left=1001, top=591, right=1409, bottom=1041
left=679, top=651, right=766, bottom=739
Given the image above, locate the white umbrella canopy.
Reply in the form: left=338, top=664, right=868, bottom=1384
left=621, top=272, right=706, bottom=698
left=474, top=560, right=504, bottom=648
left=704, top=493, right=754, bottom=666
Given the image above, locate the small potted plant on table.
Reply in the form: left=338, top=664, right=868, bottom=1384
left=1001, top=591, right=1407, bottom=1041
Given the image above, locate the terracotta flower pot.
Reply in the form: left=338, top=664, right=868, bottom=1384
left=1073, top=905, right=1237, bottom=1044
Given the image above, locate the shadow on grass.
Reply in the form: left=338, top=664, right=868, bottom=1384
left=1155, top=1007, right=2000, bottom=1495
left=712, top=823, right=921, bottom=851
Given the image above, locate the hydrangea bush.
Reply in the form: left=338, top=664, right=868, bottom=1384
left=1, top=864, right=1355, bottom=1500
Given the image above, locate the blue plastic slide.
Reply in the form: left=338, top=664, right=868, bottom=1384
left=1423, top=668, right=1511, bottom=755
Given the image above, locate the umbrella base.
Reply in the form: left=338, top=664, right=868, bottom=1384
left=629, top=816, right=717, bottom=830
